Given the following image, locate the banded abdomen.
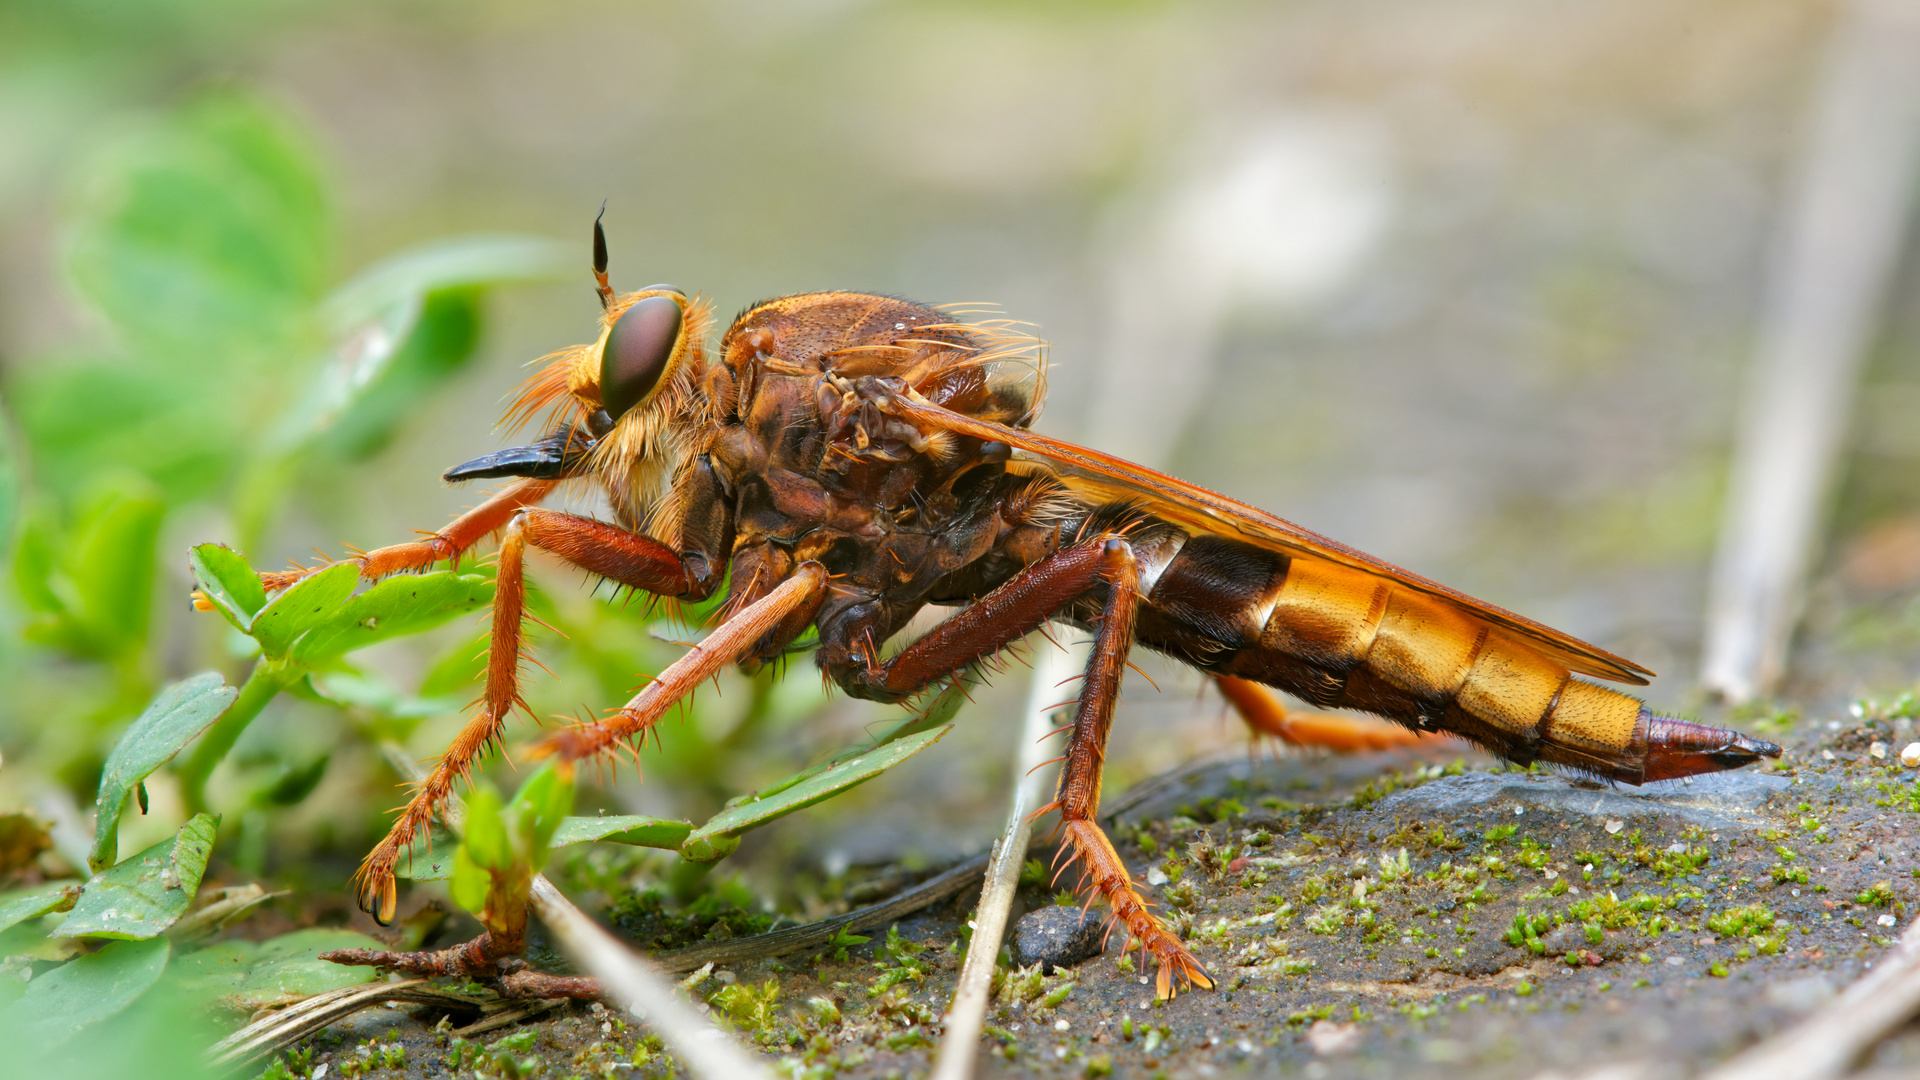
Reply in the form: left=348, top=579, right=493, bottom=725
left=1124, top=524, right=1778, bottom=784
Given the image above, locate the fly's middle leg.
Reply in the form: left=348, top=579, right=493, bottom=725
left=825, top=534, right=1212, bottom=996
left=1039, top=539, right=1212, bottom=998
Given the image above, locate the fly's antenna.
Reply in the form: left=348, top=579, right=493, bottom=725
left=592, top=200, right=614, bottom=310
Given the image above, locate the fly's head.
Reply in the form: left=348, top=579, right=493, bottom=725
left=444, top=211, right=714, bottom=534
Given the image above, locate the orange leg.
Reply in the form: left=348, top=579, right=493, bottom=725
left=260, top=478, right=558, bottom=593
left=1039, top=539, right=1212, bottom=998
left=355, top=509, right=701, bottom=921
left=532, top=562, right=828, bottom=764
left=1215, top=674, right=1452, bottom=754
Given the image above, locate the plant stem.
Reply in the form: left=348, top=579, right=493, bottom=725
left=180, top=659, right=285, bottom=813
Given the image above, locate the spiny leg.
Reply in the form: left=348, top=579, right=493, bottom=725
left=1215, top=675, right=1449, bottom=754
left=532, top=562, right=829, bottom=764
left=832, top=534, right=1210, bottom=996
left=1035, top=539, right=1211, bottom=998
left=355, top=509, right=706, bottom=922
left=260, top=478, right=557, bottom=593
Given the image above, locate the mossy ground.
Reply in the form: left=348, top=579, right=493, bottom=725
left=249, top=701, right=1920, bottom=1080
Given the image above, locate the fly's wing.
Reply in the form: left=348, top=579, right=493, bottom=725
left=886, top=392, right=1653, bottom=685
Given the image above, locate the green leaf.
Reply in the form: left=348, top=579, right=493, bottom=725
left=90, top=673, right=237, bottom=871
left=67, top=90, right=329, bottom=363
left=247, top=560, right=358, bottom=658
left=394, top=820, right=461, bottom=881
left=61, top=814, right=219, bottom=939
left=449, top=844, right=489, bottom=914
left=0, top=936, right=170, bottom=1048
left=505, top=763, right=573, bottom=868
left=313, top=289, right=484, bottom=461
left=462, top=785, right=509, bottom=872
left=550, top=815, right=693, bottom=851
left=170, top=928, right=381, bottom=1009
left=18, top=478, right=165, bottom=660
left=680, top=725, right=953, bottom=863
left=187, top=543, right=265, bottom=631
left=321, top=234, right=570, bottom=332
left=0, top=882, right=81, bottom=936
left=236, top=928, right=383, bottom=1005
left=287, top=570, right=494, bottom=663
left=747, top=675, right=974, bottom=806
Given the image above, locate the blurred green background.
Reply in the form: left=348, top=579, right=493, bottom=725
left=2, top=0, right=1917, bottom=937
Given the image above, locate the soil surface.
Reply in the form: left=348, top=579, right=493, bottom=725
left=255, top=706, right=1920, bottom=1080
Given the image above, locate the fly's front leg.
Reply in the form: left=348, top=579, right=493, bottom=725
left=354, top=508, right=716, bottom=923
left=242, top=478, right=558, bottom=596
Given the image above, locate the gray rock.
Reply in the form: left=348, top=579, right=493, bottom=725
left=1009, top=905, right=1105, bottom=974
left=1371, top=768, right=1794, bottom=831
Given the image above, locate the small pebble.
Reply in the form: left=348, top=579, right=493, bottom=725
left=1306, top=1020, right=1362, bottom=1056
left=1902, top=743, right=1920, bottom=768
left=1010, top=905, right=1105, bottom=973
left=1054, top=1019, right=1070, bottom=1031
left=1146, top=867, right=1169, bottom=886
left=1870, top=741, right=1887, bottom=760
left=1605, top=820, right=1624, bottom=835
left=1879, top=914, right=1897, bottom=927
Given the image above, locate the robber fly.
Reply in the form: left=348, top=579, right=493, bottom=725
left=243, top=216, right=1780, bottom=999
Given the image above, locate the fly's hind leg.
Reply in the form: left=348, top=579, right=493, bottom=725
left=1215, top=675, right=1450, bottom=754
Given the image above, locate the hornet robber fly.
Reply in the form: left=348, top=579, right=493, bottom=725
left=224, top=212, right=1780, bottom=999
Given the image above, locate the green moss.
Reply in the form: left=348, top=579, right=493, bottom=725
left=1857, top=881, right=1896, bottom=907
left=1706, top=903, right=1777, bottom=939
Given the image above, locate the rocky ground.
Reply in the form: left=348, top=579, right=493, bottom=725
left=253, top=699, right=1920, bottom=1080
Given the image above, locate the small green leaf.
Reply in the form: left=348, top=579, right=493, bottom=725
left=462, top=785, right=509, bottom=872
left=287, top=570, right=494, bottom=663
left=321, top=234, right=570, bottom=332
left=680, top=725, right=952, bottom=863
left=62, top=814, right=219, bottom=939
left=188, top=543, right=266, bottom=631
left=394, top=821, right=461, bottom=882
left=749, top=675, right=973, bottom=806
left=449, top=844, right=489, bottom=914
left=0, top=936, right=170, bottom=1047
left=550, top=815, right=693, bottom=851
left=247, top=561, right=359, bottom=658
left=19, top=480, right=165, bottom=660
left=505, top=763, right=573, bottom=867
left=0, top=882, right=81, bottom=936
left=224, top=928, right=381, bottom=1006
left=91, top=673, right=238, bottom=871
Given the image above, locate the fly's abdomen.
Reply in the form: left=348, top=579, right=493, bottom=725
left=1136, top=538, right=1776, bottom=784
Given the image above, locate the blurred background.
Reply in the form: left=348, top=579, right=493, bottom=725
left=2, top=0, right=1918, bottom=906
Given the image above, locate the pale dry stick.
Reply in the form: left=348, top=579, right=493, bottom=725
left=529, top=876, right=775, bottom=1080
left=374, top=743, right=776, bottom=1080
left=1701, top=0, right=1920, bottom=702
left=208, top=979, right=484, bottom=1067
left=1703, top=914, right=1920, bottom=1080
left=929, top=628, right=1082, bottom=1080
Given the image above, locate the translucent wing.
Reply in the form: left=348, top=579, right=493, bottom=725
left=886, top=392, right=1653, bottom=685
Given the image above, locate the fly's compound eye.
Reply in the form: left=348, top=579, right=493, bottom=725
left=600, top=293, right=684, bottom=421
